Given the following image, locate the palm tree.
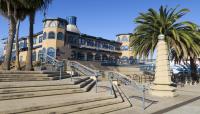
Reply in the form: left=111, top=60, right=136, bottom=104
left=130, top=6, right=200, bottom=82
left=0, top=0, right=16, bottom=70
left=19, top=0, right=52, bottom=71
left=14, top=7, right=27, bottom=70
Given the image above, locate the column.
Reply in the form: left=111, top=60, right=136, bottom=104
left=100, top=54, right=103, bottom=61
left=150, top=34, right=176, bottom=97
left=84, top=53, right=87, bottom=61
left=92, top=53, right=96, bottom=61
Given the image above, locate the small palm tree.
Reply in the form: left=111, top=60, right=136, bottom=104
left=19, top=0, right=52, bottom=70
left=130, top=6, right=200, bottom=82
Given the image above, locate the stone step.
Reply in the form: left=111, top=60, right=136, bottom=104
left=22, top=97, right=122, bottom=114
left=80, top=78, right=93, bottom=88
left=0, top=78, right=51, bottom=82
left=74, top=77, right=90, bottom=84
left=0, top=73, right=69, bottom=77
left=0, top=79, right=74, bottom=89
left=82, top=80, right=96, bottom=92
left=0, top=84, right=79, bottom=94
left=70, top=100, right=130, bottom=114
left=91, top=84, right=132, bottom=114
left=0, top=93, right=114, bottom=114
left=0, top=75, right=71, bottom=82
left=0, top=88, right=84, bottom=101
left=0, top=71, right=66, bottom=74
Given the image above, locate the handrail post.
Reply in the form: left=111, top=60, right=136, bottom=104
left=110, top=72, right=113, bottom=95
left=142, top=85, right=145, bottom=111
left=95, top=74, right=98, bottom=93
left=59, top=67, right=62, bottom=80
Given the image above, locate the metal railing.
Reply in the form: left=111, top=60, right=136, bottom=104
left=44, top=54, right=64, bottom=80
left=68, top=61, right=101, bottom=92
left=107, top=71, right=148, bottom=110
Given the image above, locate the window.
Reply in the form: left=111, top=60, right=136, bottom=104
left=13, top=44, right=16, bottom=50
left=58, top=21, right=65, bottom=28
left=122, top=37, right=129, bottom=42
left=43, top=32, right=46, bottom=40
left=102, top=43, right=108, bottom=49
left=38, top=50, right=44, bottom=62
left=109, top=45, right=114, bottom=50
left=80, top=38, right=85, bottom=45
left=39, top=36, right=43, bottom=43
left=33, top=38, right=37, bottom=44
left=121, top=56, right=128, bottom=60
left=49, top=21, right=57, bottom=27
left=48, top=32, right=55, bottom=39
left=120, top=45, right=129, bottom=51
left=32, top=51, right=36, bottom=61
left=47, top=47, right=55, bottom=57
left=19, top=42, right=24, bottom=49
left=20, top=56, right=23, bottom=62
left=57, top=32, right=64, bottom=40
left=86, top=39, right=94, bottom=47
left=124, top=46, right=129, bottom=50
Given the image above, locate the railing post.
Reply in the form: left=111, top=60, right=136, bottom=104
left=59, top=67, right=62, bottom=80
left=142, top=85, right=145, bottom=111
left=95, top=74, right=98, bottom=93
left=110, top=72, right=113, bottom=95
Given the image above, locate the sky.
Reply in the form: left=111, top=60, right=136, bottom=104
left=0, top=0, right=200, bottom=56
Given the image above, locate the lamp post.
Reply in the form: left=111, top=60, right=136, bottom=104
left=150, top=34, right=176, bottom=97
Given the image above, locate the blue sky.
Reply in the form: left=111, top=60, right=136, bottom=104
left=0, top=0, right=200, bottom=55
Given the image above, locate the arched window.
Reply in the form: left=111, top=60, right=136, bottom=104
left=121, top=56, right=128, bottom=60
left=48, top=32, right=55, bottom=39
left=32, top=51, right=36, bottom=61
left=43, top=32, right=46, bottom=40
left=57, top=32, right=64, bottom=40
left=124, top=46, right=129, bottom=50
left=47, top=47, right=55, bottom=57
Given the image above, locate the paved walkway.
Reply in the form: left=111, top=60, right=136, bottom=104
left=110, top=83, right=200, bottom=114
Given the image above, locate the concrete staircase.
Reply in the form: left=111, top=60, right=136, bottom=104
left=0, top=77, right=132, bottom=114
left=0, top=71, right=70, bottom=82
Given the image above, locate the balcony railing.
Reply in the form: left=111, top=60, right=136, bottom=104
left=79, top=44, right=121, bottom=53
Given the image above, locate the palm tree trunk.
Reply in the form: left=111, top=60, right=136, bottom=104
left=3, top=17, right=16, bottom=70
left=25, top=12, right=35, bottom=71
left=3, top=1, right=16, bottom=70
left=190, top=57, right=198, bottom=83
left=15, top=20, right=20, bottom=70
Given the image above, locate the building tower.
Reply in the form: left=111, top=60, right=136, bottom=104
left=42, top=18, right=68, bottom=60
left=116, top=33, right=135, bottom=64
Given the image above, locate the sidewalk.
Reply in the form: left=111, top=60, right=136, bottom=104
left=111, top=83, right=200, bottom=114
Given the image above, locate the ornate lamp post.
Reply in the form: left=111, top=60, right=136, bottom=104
left=150, top=34, right=176, bottom=97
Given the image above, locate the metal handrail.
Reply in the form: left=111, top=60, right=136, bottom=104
left=68, top=61, right=101, bottom=93
left=107, top=71, right=148, bottom=111
left=69, top=61, right=100, bottom=76
left=44, top=54, right=64, bottom=80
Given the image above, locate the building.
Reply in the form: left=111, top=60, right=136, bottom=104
left=116, top=33, right=136, bottom=64
left=3, top=16, right=122, bottom=63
